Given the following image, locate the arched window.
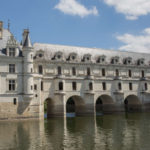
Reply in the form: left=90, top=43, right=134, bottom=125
left=38, top=65, right=43, bottom=74
left=59, top=82, right=63, bottom=91
left=102, top=82, right=106, bottom=90
left=72, top=67, right=76, bottom=76
left=142, top=70, right=145, bottom=78
left=89, top=82, right=93, bottom=91
left=87, top=67, right=91, bottom=76
left=102, top=68, right=105, bottom=76
left=58, top=66, right=62, bottom=75
left=118, top=82, right=122, bottom=90
left=115, top=69, right=119, bottom=77
left=128, top=70, right=132, bottom=77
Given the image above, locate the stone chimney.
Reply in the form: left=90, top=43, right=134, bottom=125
left=0, top=21, right=3, bottom=39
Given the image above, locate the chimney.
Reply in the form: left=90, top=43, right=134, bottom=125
left=0, top=21, right=3, bottom=39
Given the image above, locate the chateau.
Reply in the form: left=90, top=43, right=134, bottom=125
left=0, top=21, right=150, bottom=120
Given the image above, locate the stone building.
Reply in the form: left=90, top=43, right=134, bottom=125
left=0, top=21, right=150, bottom=120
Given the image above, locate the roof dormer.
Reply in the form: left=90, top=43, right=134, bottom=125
left=53, top=51, right=64, bottom=61
left=137, top=58, right=145, bottom=66
left=111, top=56, right=119, bottom=64
left=97, top=55, right=106, bottom=64
left=68, top=52, right=78, bottom=62
left=123, top=57, right=132, bottom=65
left=82, top=54, right=92, bottom=62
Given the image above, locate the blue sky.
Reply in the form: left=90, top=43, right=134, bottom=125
left=0, top=0, right=150, bottom=53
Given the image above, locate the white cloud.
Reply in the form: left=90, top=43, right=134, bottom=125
left=116, top=28, right=150, bottom=53
left=55, top=0, right=98, bottom=18
left=103, top=0, right=150, bottom=20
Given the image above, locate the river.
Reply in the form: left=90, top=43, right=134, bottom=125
left=0, top=113, right=150, bottom=150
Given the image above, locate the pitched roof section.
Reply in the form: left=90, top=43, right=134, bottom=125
left=22, top=29, right=32, bottom=48
left=33, top=43, right=150, bottom=64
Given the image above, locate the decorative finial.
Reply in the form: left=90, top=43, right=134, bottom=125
left=8, top=19, right=10, bottom=31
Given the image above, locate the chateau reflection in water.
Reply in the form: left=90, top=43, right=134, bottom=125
left=0, top=113, right=150, bottom=150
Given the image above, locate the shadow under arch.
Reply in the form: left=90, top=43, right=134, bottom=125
left=66, top=95, right=86, bottom=116
left=124, top=95, right=142, bottom=112
left=44, top=97, right=55, bottom=118
left=96, top=94, right=114, bottom=114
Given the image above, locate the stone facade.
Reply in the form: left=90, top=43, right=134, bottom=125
left=0, top=21, right=150, bottom=120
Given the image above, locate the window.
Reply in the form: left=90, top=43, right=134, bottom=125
left=31, top=68, right=33, bottom=73
left=142, top=70, right=145, bottom=78
left=145, top=83, right=148, bottom=91
left=128, top=70, right=132, bottom=77
left=72, top=67, right=76, bottom=76
left=9, top=48, right=15, bottom=56
left=87, top=67, right=91, bottom=76
left=34, top=84, right=37, bottom=90
left=41, top=81, right=43, bottom=91
left=13, top=98, right=17, bottom=105
left=115, top=69, right=119, bottom=77
left=102, top=68, right=105, bottom=76
left=58, top=66, right=61, bottom=75
left=31, top=54, right=33, bottom=59
left=31, top=85, right=33, bottom=90
left=102, top=82, right=106, bottom=90
left=9, top=64, right=15, bottom=73
left=38, top=65, right=43, bottom=74
left=118, top=82, right=122, bottom=90
left=89, top=82, right=93, bottom=91
left=72, top=82, right=77, bottom=91
left=9, top=80, right=15, bottom=91
left=59, top=82, right=63, bottom=91
left=129, top=83, right=132, bottom=91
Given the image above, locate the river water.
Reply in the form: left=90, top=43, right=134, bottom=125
left=0, top=113, right=150, bottom=150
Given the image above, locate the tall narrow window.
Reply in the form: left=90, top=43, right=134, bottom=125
left=116, top=69, right=119, bottom=77
left=145, top=83, right=148, bottom=91
left=9, top=64, right=15, bottom=73
left=72, top=82, right=77, bottom=91
left=13, top=98, right=17, bottom=105
left=102, top=82, right=106, bottom=90
left=142, top=70, right=145, bottom=78
left=38, top=65, right=43, bottom=74
left=118, top=82, right=122, bottom=90
left=59, top=82, right=63, bottom=91
left=9, top=48, right=15, bottom=56
left=58, top=66, right=61, bottom=75
left=87, top=67, right=91, bottom=76
left=128, top=70, right=132, bottom=77
left=41, top=81, right=43, bottom=91
left=102, top=68, right=105, bottom=76
left=34, top=84, right=37, bottom=90
left=129, top=82, right=132, bottom=91
left=89, top=82, right=93, bottom=91
left=72, top=67, right=76, bottom=76
left=9, top=80, right=15, bottom=91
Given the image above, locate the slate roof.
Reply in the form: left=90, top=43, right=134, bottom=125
left=33, top=43, right=150, bottom=64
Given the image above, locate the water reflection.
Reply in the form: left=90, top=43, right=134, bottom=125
left=0, top=113, right=150, bottom=150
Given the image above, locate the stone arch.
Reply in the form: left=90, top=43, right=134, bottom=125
left=124, top=95, right=142, bottom=112
left=95, top=94, right=114, bottom=114
left=44, top=97, right=55, bottom=118
left=66, top=95, right=86, bottom=116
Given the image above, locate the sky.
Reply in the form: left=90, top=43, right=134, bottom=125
left=0, top=0, right=150, bottom=53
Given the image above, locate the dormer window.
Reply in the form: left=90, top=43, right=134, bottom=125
left=111, top=56, right=119, bottom=64
left=83, top=54, right=91, bottom=62
left=9, top=48, right=15, bottom=57
left=97, top=55, right=106, bottom=63
left=39, top=54, right=43, bottom=58
left=54, top=51, right=64, bottom=61
left=137, top=58, right=145, bottom=66
left=124, top=57, right=132, bottom=65
left=68, top=52, right=78, bottom=62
